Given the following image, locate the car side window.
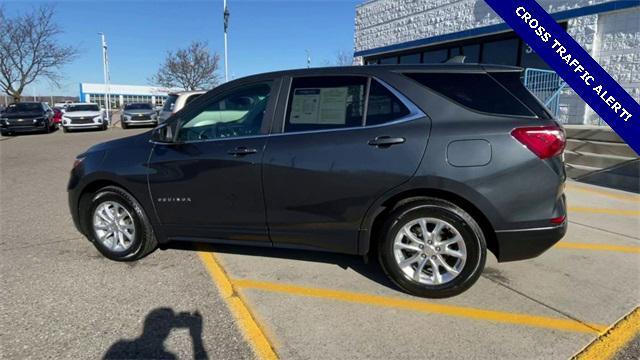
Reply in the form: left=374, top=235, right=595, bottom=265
left=284, top=76, right=366, bottom=133
left=176, top=82, right=272, bottom=142
left=365, top=80, right=410, bottom=126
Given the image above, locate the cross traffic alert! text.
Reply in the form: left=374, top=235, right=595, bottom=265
left=516, top=6, right=633, bottom=122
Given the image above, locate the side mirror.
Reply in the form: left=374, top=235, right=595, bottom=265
left=151, top=123, right=177, bottom=144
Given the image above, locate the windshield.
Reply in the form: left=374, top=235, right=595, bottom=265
left=124, top=103, right=153, bottom=110
left=6, top=103, right=41, bottom=112
left=162, top=95, right=178, bottom=112
left=67, top=104, right=100, bottom=112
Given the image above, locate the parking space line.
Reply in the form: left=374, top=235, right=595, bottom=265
left=569, top=206, right=640, bottom=217
left=555, top=242, right=640, bottom=254
left=232, top=279, right=606, bottom=334
left=566, top=183, right=640, bottom=203
left=198, top=252, right=278, bottom=360
left=572, top=307, right=640, bottom=360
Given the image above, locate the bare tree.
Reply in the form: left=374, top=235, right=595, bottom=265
left=335, top=50, right=353, bottom=66
left=0, top=5, right=78, bottom=102
left=321, top=50, right=354, bottom=67
left=151, top=42, right=220, bottom=91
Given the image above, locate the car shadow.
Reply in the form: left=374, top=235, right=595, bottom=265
left=164, top=241, right=397, bottom=291
left=103, top=307, right=208, bottom=360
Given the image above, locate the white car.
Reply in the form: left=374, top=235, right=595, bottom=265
left=61, top=103, right=108, bottom=132
left=158, top=90, right=206, bottom=124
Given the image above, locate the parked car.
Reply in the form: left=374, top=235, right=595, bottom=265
left=0, top=102, right=56, bottom=135
left=61, top=103, right=108, bottom=132
left=121, top=103, right=158, bottom=129
left=68, top=65, right=567, bottom=298
left=52, top=108, right=63, bottom=125
left=158, top=90, right=205, bottom=124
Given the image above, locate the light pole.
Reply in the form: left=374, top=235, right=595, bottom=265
left=223, top=0, right=230, bottom=83
left=98, top=33, right=112, bottom=124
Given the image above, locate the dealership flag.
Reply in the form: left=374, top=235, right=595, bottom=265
left=484, top=0, right=640, bottom=154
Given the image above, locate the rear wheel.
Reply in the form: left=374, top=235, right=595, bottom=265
left=378, top=198, right=486, bottom=298
left=85, top=186, right=157, bottom=261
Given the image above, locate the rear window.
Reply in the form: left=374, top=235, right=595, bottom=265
left=185, top=94, right=202, bottom=105
left=489, top=72, right=552, bottom=120
left=163, top=95, right=178, bottom=112
left=404, top=72, right=534, bottom=117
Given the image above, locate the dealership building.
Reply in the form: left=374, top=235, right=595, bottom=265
left=354, top=0, right=639, bottom=126
left=79, top=83, right=181, bottom=109
left=354, top=0, right=639, bottom=190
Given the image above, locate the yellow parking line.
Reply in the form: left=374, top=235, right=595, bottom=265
left=569, top=206, right=640, bottom=217
left=573, top=307, right=640, bottom=360
left=198, top=252, right=278, bottom=360
left=232, top=278, right=605, bottom=334
left=566, top=184, right=640, bottom=203
left=555, top=242, right=640, bottom=254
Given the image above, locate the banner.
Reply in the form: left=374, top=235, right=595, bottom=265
left=484, top=0, right=640, bottom=154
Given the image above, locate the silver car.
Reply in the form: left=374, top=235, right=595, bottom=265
left=158, top=91, right=206, bottom=124
left=121, top=103, right=158, bottom=129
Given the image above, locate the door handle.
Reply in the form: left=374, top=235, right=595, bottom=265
left=227, top=147, right=257, bottom=156
left=368, top=136, right=406, bottom=147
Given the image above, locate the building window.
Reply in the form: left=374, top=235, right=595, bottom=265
left=423, top=49, right=448, bottom=63
left=481, top=38, right=519, bottom=66
left=379, top=56, right=398, bottom=64
left=399, top=53, right=421, bottom=64
left=461, top=44, right=481, bottom=63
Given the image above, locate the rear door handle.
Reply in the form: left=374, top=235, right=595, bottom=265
left=227, top=147, right=257, bottom=156
left=368, top=136, right=406, bottom=147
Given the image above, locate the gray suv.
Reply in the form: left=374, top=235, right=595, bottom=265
left=68, top=65, right=566, bottom=297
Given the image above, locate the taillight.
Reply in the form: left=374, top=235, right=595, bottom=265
left=511, top=125, right=566, bottom=159
left=550, top=215, right=566, bottom=224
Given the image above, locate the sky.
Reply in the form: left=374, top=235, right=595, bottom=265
left=4, top=0, right=361, bottom=96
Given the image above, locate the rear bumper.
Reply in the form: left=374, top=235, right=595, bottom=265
left=494, top=221, right=567, bottom=262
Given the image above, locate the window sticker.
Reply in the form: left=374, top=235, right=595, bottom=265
left=290, top=87, right=348, bottom=124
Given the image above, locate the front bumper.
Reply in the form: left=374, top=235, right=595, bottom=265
left=123, top=119, right=157, bottom=126
left=494, top=221, right=567, bottom=262
left=64, top=123, right=104, bottom=129
left=1, top=123, right=47, bottom=132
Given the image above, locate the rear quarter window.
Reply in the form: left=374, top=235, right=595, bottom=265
left=404, top=72, right=534, bottom=117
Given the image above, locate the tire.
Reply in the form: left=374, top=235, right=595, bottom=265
left=63, top=126, right=69, bottom=133
left=1, top=131, right=9, bottom=136
left=102, top=123, right=108, bottom=131
left=84, top=186, right=157, bottom=261
left=44, top=121, right=51, bottom=134
left=121, top=122, right=128, bottom=129
left=378, top=198, right=486, bottom=298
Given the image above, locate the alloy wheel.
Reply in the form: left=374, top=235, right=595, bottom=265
left=393, top=217, right=467, bottom=285
left=92, top=201, right=136, bottom=252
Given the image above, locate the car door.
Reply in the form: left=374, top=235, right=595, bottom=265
left=262, top=75, right=430, bottom=254
left=148, top=79, right=280, bottom=243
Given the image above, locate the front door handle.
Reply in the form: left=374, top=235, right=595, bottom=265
left=368, top=136, right=406, bottom=147
left=227, top=147, right=257, bottom=156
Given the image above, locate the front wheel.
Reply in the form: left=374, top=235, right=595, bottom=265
left=378, top=198, right=486, bottom=298
left=85, top=186, right=157, bottom=261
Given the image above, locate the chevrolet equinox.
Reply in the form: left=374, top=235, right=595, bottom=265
left=68, top=65, right=567, bottom=297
